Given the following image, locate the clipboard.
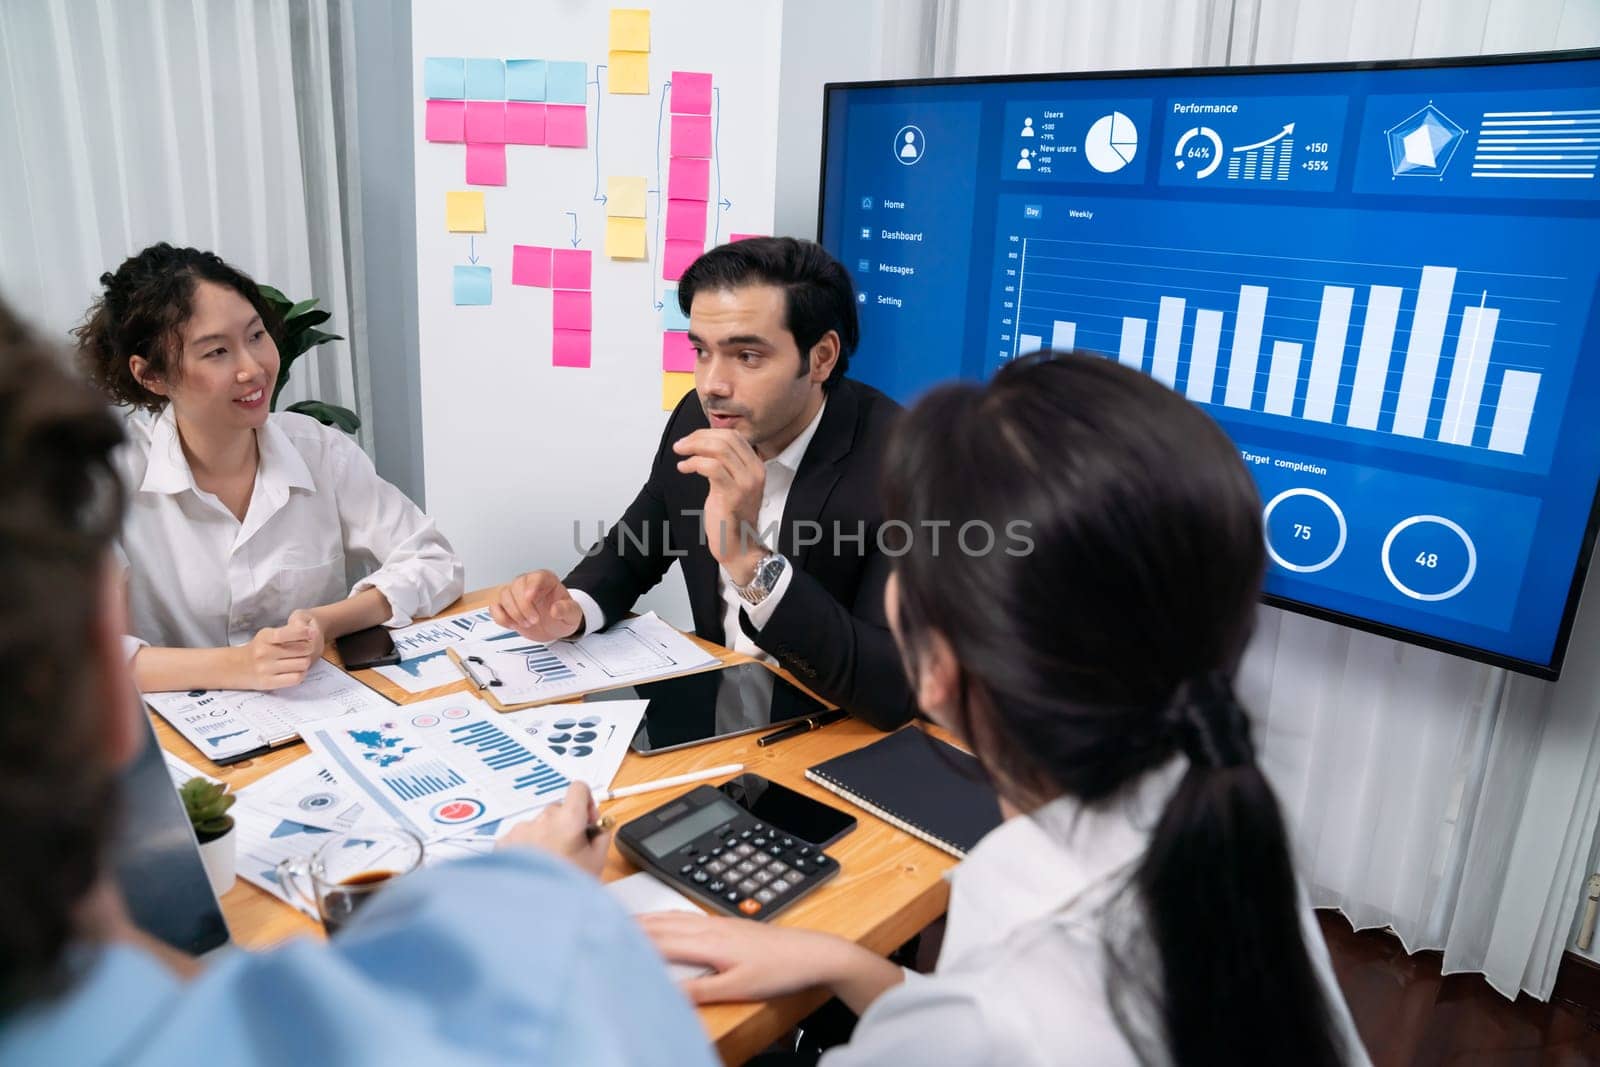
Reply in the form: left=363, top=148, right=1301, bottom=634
left=444, top=643, right=727, bottom=712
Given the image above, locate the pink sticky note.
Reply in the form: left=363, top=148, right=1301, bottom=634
left=671, top=71, right=712, bottom=115
left=512, top=244, right=552, bottom=287
left=729, top=232, right=766, bottom=242
left=465, top=101, right=506, bottom=144
left=668, top=157, right=710, bottom=202
left=662, top=330, right=696, bottom=373
left=552, top=328, right=592, bottom=368
left=552, top=248, right=592, bottom=290
left=505, top=102, right=546, bottom=145
left=670, top=114, right=713, bottom=158
left=552, top=289, right=593, bottom=331
left=546, top=104, right=587, bottom=148
left=425, top=100, right=465, bottom=142
left=465, top=143, right=506, bottom=185
left=666, top=198, right=708, bottom=242
left=663, top=238, right=703, bottom=282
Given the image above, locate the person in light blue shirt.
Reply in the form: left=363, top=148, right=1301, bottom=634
left=0, top=296, right=715, bottom=1067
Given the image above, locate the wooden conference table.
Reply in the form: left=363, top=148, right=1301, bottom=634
left=153, top=588, right=958, bottom=1064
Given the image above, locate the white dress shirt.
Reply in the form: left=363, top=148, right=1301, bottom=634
left=573, top=401, right=825, bottom=662
left=115, top=407, right=465, bottom=649
left=821, top=760, right=1372, bottom=1066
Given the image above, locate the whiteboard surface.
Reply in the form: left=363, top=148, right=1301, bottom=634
left=411, top=0, right=782, bottom=624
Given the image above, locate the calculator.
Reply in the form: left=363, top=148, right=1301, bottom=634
left=614, top=785, right=839, bottom=920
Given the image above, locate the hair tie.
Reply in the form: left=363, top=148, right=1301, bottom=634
left=1165, top=671, right=1253, bottom=768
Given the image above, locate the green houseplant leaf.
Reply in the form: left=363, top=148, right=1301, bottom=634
left=259, top=285, right=357, bottom=432
left=179, top=777, right=236, bottom=844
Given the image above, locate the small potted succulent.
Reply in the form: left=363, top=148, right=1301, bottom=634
left=181, top=777, right=238, bottom=898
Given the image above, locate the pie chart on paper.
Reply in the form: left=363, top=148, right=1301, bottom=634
left=1085, top=111, right=1139, bottom=173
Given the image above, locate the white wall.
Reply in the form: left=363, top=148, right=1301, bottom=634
left=774, top=0, right=886, bottom=239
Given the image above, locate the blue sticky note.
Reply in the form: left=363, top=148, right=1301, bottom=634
left=661, top=288, right=691, bottom=331
left=465, top=58, right=505, bottom=100
left=546, top=61, right=587, bottom=104
left=453, top=265, right=492, bottom=306
left=506, top=59, right=547, bottom=102
left=424, top=57, right=465, bottom=99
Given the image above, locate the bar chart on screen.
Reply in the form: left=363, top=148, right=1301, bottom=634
left=992, top=195, right=1600, bottom=473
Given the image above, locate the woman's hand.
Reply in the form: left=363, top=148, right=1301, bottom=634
left=499, top=781, right=610, bottom=878
left=640, top=912, right=864, bottom=1004
left=236, top=613, right=324, bottom=689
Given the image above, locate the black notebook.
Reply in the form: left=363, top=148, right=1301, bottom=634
left=805, top=727, right=1003, bottom=858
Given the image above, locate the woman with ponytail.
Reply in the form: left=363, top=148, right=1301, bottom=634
left=76, top=243, right=463, bottom=692
left=644, top=351, right=1369, bottom=1064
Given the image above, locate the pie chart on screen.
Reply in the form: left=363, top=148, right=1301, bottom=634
left=1085, top=111, right=1138, bottom=173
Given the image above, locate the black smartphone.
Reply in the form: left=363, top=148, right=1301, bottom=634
left=334, top=625, right=400, bottom=670
left=719, top=773, right=857, bottom=848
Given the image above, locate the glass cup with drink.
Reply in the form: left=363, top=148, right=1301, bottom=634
left=275, top=827, right=425, bottom=935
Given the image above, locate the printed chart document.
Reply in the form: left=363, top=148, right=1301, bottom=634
left=144, top=659, right=393, bottom=764
left=304, top=693, right=572, bottom=841
left=500, top=699, right=648, bottom=790
left=235, top=755, right=386, bottom=834
left=463, top=612, right=718, bottom=709
left=375, top=606, right=514, bottom=694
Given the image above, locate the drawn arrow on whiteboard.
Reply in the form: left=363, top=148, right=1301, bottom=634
left=564, top=211, right=581, bottom=247
left=468, top=235, right=479, bottom=264
left=713, top=86, right=724, bottom=244
left=589, top=65, right=608, bottom=204
left=652, top=80, right=670, bottom=311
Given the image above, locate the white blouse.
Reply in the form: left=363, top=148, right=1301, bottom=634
left=821, top=761, right=1372, bottom=1066
left=115, top=407, right=464, bottom=649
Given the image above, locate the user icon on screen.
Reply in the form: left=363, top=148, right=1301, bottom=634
left=1021, top=117, right=1035, bottom=137
left=1017, top=148, right=1032, bottom=170
left=900, top=131, right=919, bottom=159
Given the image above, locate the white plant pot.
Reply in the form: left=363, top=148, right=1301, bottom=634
left=197, top=829, right=237, bottom=899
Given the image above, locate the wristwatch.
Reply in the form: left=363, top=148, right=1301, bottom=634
left=736, top=552, right=788, bottom=606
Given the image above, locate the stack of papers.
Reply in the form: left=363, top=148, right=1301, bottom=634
left=144, top=659, right=393, bottom=764
left=462, top=611, right=718, bottom=707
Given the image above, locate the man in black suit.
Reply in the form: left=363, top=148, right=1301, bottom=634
left=491, top=237, right=912, bottom=730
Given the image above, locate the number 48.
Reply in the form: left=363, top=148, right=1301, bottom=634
left=1415, top=552, right=1439, bottom=568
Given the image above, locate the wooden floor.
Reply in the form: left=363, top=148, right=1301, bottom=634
left=1318, top=912, right=1600, bottom=1065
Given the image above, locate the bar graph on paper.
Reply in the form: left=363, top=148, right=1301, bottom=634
left=1011, top=236, right=1554, bottom=458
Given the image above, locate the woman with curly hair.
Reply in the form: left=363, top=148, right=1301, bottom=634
left=77, top=243, right=463, bottom=692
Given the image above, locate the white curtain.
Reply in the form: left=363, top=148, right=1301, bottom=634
left=880, top=0, right=1600, bottom=1000
left=0, top=0, right=370, bottom=448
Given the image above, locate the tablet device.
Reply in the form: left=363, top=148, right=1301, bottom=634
left=110, top=715, right=231, bottom=957
left=585, top=661, right=832, bottom=755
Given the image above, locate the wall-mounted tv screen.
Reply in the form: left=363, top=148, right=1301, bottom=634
left=819, top=49, right=1600, bottom=679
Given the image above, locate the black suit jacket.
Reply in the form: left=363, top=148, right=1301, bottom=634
left=565, top=378, right=914, bottom=730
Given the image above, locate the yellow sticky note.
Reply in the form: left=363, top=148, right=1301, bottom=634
left=610, top=8, right=650, bottom=52
left=606, top=176, right=648, bottom=219
left=663, top=371, right=696, bottom=411
left=445, top=191, right=485, bottom=233
left=608, top=50, right=650, bottom=94
left=606, top=216, right=648, bottom=260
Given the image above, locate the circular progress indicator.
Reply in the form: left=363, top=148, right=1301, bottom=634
left=1263, top=488, right=1347, bottom=573
left=1382, top=515, right=1477, bottom=602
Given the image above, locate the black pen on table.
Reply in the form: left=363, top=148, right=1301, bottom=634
left=757, top=708, right=848, bottom=747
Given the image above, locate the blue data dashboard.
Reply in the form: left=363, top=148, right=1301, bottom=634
left=819, top=51, right=1600, bottom=677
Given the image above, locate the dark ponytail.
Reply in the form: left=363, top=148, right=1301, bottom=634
left=74, top=242, right=280, bottom=411
left=881, top=352, right=1347, bottom=1064
left=1135, top=675, right=1344, bottom=1064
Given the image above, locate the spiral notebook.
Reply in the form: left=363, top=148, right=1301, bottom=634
left=805, top=727, right=1003, bottom=859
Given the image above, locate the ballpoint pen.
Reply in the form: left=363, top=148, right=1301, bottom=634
left=756, top=709, right=848, bottom=747
left=584, top=814, right=615, bottom=841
